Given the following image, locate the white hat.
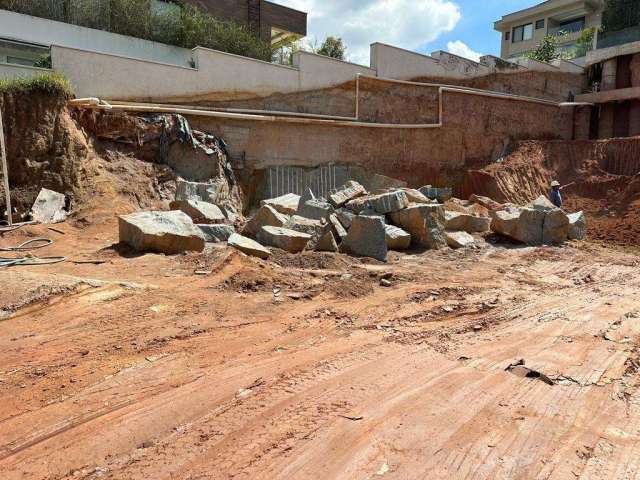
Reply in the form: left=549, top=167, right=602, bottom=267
left=551, top=180, right=560, bottom=187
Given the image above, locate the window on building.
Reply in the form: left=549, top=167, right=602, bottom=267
left=505, top=31, right=510, bottom=41
left=6, top=56, right=34, bottom=66
left=536, top=19, right=545, bottom=29
left=512, top=23, right=534, bottom=43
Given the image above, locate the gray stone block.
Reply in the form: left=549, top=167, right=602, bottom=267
left=370, top=190, right=410, bottom=214
left=385, top=225, right=411, bottom=250
left=31, top=188, right=67, bottom=224
left=328, top=180, right=367, bottom=207
left=341, top=216, right=387, bottom=261
left=389, top=204, right=447, bottom=249
left=568, top=211, right=587, bottom=240
left=257, top=226, right=312, bottom=253
left=119, top=211, right=205, bottom=254
left=198, top=224, right=235, bottom=243
left=170, top=200, right=226, bottom=225
left=228, top=233, right=270, bottom=259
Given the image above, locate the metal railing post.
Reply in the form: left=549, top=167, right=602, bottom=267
left=0, top=108, right=12, bottom=226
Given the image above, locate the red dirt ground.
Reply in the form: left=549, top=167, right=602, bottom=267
left=1, top=217, right=640, bottom=480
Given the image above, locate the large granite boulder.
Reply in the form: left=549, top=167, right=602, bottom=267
left=119, top=211, right=205, bottom=254
left=170, top=200, right=226, bottom=224
left=419, top=186, right=452, bottom=202
left=298, top=199, right=334, bottom=221
left=445, top=231, right=475, bottom=249
left=329, top=181, right=367, bottom=207
left=257, top=226, right=311, bottom=253
left=491, top=208, right=520, bottom=238
left=243, top=205, right=289, bottom=237
left=543, top=209, right=570, bottom=245
left=370, top=190, right=410, bottom=214
left=341, top=216, right=388, bottom=261
left=385, top=225, right=411, bottom=250
left=388, top=204, right=447, bottom=249
left=568, top=211, right=587, bottom=240
left=228, top=233, right=270, bottom=259
left=31, top=188, right=68, bottom=224
left=444, top=211, right=491, bottom=233
left=197, top=224, right=236, bottom=243
left=261, top=193, right=300, bottom=215
left=514, top=208, right=546, bottom=245
left=491, top=207, right=546, bottom=245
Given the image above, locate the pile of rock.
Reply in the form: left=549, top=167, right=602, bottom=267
left=228, top=181, right=476, bottom=262
left=490, top=195, right=586, bottom=245
left=118, top=178, right=585, bottom=258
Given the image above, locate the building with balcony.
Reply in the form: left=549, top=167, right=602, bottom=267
left=494, top=0, right=604, bottom=60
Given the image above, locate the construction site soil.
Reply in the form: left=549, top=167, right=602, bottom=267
left=2, top=90, right=640, bottom=479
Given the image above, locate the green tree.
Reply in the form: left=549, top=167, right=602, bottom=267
left=526, top=34, right=561, bottom=63
left=601, top=0, right=640, bottom=32
left=575, top=27, right=595, bottom=57
left=317, top=36, right=346, bottom=60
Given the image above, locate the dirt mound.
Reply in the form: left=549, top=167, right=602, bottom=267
left=1, top=90, right=244, bottom=225
left=463, top=138, right=640, bottom=247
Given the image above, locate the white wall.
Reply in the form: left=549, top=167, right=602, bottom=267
left=370, top=43, right=491, bottom=80
left=0, top=62, right=52, bottom=80
left=52, top=45, right=301, bottom=100
left=430, top=51, right=491, bottom=78
left=0, top=9, right=192, bottom=66
left=293, top=51, right=376, bottom=90
left=371, top=43, right=442, bottom=80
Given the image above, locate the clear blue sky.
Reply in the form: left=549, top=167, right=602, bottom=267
left=423, top=0, right=543, bottom=57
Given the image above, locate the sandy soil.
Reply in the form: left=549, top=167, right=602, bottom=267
left=1, top=219, right=640, bottom=480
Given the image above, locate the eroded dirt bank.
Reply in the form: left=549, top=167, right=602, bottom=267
left=464, top=138, right=640, bottom=248
left=1, top=220, right=640, bottom=479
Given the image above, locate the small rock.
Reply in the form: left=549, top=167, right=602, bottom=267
left=335, top=208, right=356, bottom=229
left=445, top=231, right=475, bottom=249
left=316, top=231, right=339, bottom=252
left=298, top=199, right=334, bottom=221
left=197, top=224, right=235, bottom=243
left=31, top=188, right=68, bottom=224
left=228, top=233, right=270, bottom=259
left=380, top=279, right=392, bottom=287
left=370, top=190, right=410, bottom=214
left=257, top=226, right=311, bottom=253
left=329, top=214, right=348, bottom=240
left=170, top=200, right=226, bottom=224
left=328, top=181, right=367, bottom=207
left=260, top=193, right=300, bottom=215
left=567, top=211, right=587, bottom=240
left=385, top=224, right=411, bottom=250
left=444, top=211, right=491, bottom=233
left=243, top=205, right=289, bottom=237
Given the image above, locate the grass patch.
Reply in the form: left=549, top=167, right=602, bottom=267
left=0, top=72, right=74, bottom=97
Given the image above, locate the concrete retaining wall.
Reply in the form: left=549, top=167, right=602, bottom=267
left=0, top=62, right=53, bottom=80
left=188, top=90, right=575, bottom=198
left=0, top=9, right=191, bottom=66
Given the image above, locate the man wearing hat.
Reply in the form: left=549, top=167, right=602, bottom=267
left=550, top=180, right=565, bottom=208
